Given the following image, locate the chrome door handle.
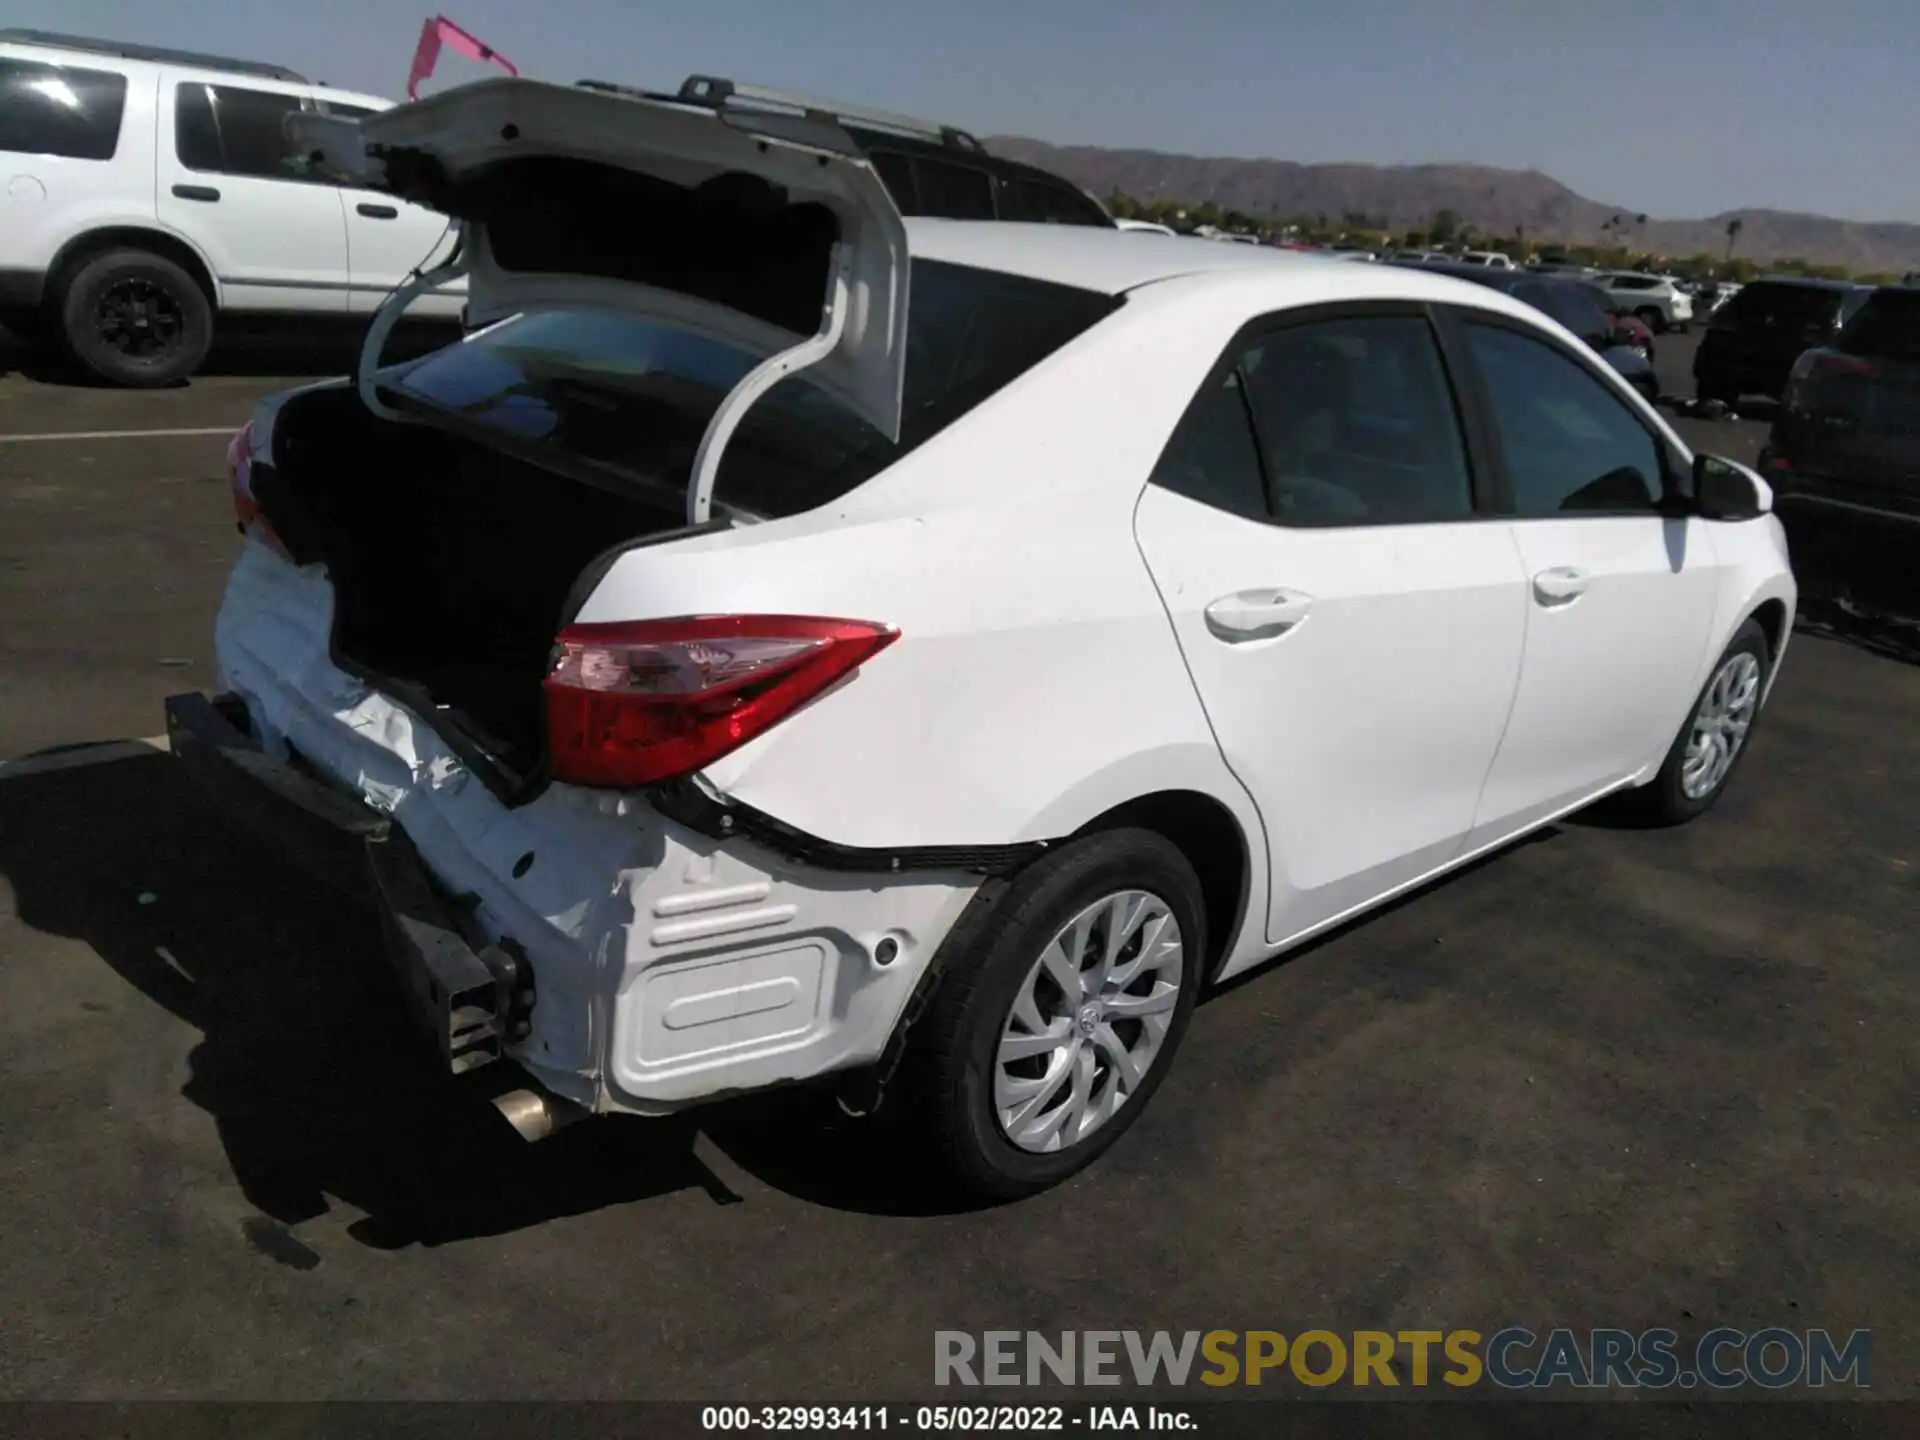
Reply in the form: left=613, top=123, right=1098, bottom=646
left=1204, top=588, right=1315, bottom=642
left=1532, top=566, right=1591, bottom=604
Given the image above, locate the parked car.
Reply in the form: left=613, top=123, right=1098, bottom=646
left=1582, top=285, right=1656, bottom=364
left=1760, top=284, right=1920, bottom=615
left=597, top=74, right=1115, bottom=230
left=1694, top=277, right=1874, bottom=406
left=1115, top=219, right=1179, bottom=237
left=1458, top=250, right=1517, bottom=270
left=1595, top=272, right=1693, bottom=333
left=1400, top=261, right=1661, bottom=403
left=168, top=77, right=1795, bottom=1199
left=0, top=28, right=463, bottom=385
left=1388, top=249, right=1447, bottom=264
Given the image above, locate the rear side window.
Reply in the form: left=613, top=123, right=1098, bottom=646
left=867, top=150, right=917, bottom=211
left=1837, top=289, right=1920, bottom=361
left=1154, top=314, right=1476, bottom=527
left=1609, top=276, right=1657, bottom=291
left=175, top=83, right=315, bottom=182
left=997, top=176, right=1110, bottom=227
left=386, top=258, right=1118, bottom=520
left=0, top=58, right=127, bottom=161
left=1715, top=282, right=1842, bottom=331
left=911, top=157, right=994, bottom=219
left=1464, top=322, right=1663, bottom=516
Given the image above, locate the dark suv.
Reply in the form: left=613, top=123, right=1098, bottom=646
left=1693, top=277, right=1872, bottom=405
left=598, top=74, right=1114, bottom=228
left=1760, top=285, right=1920, bottom=613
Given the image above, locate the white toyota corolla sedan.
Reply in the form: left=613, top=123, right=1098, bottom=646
left=168, top=78, right=1795, bottom=1198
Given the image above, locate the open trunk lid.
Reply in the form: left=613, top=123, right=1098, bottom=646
left=289, top=77, right=909, bottom=446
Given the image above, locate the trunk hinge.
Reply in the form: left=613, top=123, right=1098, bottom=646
left=685, top=243, right=855, bottom=526
left=357, top=226, right=470, bottom=423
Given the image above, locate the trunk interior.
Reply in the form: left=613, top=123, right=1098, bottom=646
left=255, top=384, right=688, bottom=795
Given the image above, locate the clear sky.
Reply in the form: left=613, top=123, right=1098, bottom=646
left=16, top=0, right=1917, bottom=224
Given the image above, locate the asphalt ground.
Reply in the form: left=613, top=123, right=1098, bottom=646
left=1, top=322, right=1915, bottom=1402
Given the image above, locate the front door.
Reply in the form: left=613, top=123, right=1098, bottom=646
left=1451, top=314, right=1721, bottom=842
left=1134, top=307, right=1530, bottom=944
left=156, top=73, right=349, bottom=313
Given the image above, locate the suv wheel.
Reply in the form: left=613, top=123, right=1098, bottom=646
left=58, top=249, right=212, bottom=387
left=899, top=828, right=1205, bottom=1199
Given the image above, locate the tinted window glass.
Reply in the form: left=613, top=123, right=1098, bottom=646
left=389, top=259, right=1117, bottom=519
left=1837, top=288, right=1920, bottom=361
left=1150, top=369, right=1267, bottom=521
left=867, top=150, right=917, bottom=211
left=1239, top=316, right=1475, bottom=526
left=174, top=83, right=313, bottom=182
left=1609, top=276, right=1657, bottom=291
left=0, top=59, right=127, bottom=160
left=1542, top=285, right=1612, bottom=345
left=1714, top=282, right=1842, bottom=331
left=997, top=176, right=1109, bottom=226
left=1465, top=322, right=1663, bottom=515
left=911, top=158, right=994, bottom=219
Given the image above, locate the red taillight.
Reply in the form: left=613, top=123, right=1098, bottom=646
left=543, top=615, right=899, bottom=788
left=228, top=419, right=289, bottom=557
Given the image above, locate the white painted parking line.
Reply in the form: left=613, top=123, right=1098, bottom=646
left=0, top=734, right=172, bottom=781
left=0, top=427, right=238, bottom=444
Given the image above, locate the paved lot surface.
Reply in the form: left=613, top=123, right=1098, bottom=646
left=2, top=325, right=1916, bottom=1400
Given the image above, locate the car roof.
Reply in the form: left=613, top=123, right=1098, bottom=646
left=904, top=220, right=1574, bottom=315
left=1749, top=275, right=1866, bottom=291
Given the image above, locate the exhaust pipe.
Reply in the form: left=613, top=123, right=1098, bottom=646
left=492, top=1087, right=591, bottom=1142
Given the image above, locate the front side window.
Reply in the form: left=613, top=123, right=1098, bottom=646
left=1463, top=322, right=1665, bottom=516
left=174, top=83, right=316, bottom=182
left=996, top=176, right=1110, bottom=227
left=0, top=59, right=127, bottom=161
left=911, top=157, right=994, bottom=220
left=387, top=259, right=1117, bottom=519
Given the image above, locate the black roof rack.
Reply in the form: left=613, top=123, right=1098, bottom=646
left=672, top=74, right=983, bottom=153
left=0, top=28, right=306, bottom=83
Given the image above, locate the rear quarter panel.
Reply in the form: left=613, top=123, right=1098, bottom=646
left=569, top=277, right=1271, bottom=870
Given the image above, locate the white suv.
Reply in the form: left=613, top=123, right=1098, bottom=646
left=0, top=30, right=461, bottom=385
left=166, top=78, right=1796, bottom=1197
left=1596, top=271, right=1694, bottom=333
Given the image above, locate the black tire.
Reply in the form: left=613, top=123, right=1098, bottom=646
left=1622, top=619, right=1771, bottom=826
left=897, top=828, right=1206, bottom=1200
left=0, top=305, right=44, bottom=346
left=57, top=248, right=212, bottom=387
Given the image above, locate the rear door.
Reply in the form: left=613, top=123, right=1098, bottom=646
left=1134, top=304, right=1529, bottom=944
left=314, top=97, right=462, bottom=318
left=1451, top=311, right=1719, bottom=840
left=157, top=71, right=349, bottom=312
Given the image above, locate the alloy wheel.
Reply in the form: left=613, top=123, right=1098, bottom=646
left=993, top=889, right=1185, bottom=1154
left=1681, top=651, right=1762, bottom=799
left=93, top=278, right=186, bottom=360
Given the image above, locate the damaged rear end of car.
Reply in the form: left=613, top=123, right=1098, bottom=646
left=167, top=77, right=1113, bottom=1136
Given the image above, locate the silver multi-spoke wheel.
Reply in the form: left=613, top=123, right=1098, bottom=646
left=993, top=889, right=1185, bottom=1154
left=1681, top=650, right=1762, bottom=800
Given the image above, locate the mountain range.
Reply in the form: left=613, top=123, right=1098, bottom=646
left=985, top=138, right=1920, bottom=274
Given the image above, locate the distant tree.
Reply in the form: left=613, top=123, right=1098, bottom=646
left=1193, top=200, right=1223, bottom=227
left=1401, top=228, right=1428, bottom=248
left=1727, top=257, right=1758, bottom=283
left=1107, top=188, right=1140, bottom=220
left=1431, top=208, right=1461, bottom=243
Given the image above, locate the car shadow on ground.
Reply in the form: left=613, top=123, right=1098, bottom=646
left=0, top=320, right=455, bottom=388
left=0, top=751, right=769, bottom=1249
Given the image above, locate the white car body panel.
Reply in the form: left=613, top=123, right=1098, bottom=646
left=199, top=219, right=1796, bottom=1114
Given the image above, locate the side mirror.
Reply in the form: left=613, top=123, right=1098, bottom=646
left=1693, top=453, right=1773, bottom=519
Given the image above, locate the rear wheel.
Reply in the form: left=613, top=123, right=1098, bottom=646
left=899, top=828, right=1205, bottom=1199
left=58, top=248, right=212, bottom=387
left=1635, top=305, right=1666, bottom=334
